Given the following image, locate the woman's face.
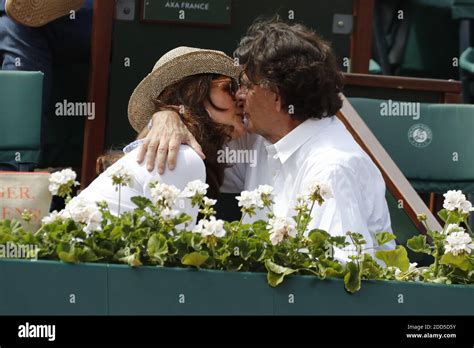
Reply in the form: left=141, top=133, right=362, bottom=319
left=203, top=76, right=246, bottom=140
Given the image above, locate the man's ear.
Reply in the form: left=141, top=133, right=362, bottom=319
left=274, top=91, right=284, bottom=113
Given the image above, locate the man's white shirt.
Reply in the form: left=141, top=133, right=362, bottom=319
left=221, top=116, right=395, bottom=263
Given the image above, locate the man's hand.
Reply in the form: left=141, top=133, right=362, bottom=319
left=137, top=110, right=205, bottom=174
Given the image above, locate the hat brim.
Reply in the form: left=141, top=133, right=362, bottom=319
left=128, top=50, right=240, bottom=133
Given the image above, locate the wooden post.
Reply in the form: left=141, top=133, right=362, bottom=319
left=350, top=0, right=374, bottom=74
left=81, top=0, right=115, bottom=188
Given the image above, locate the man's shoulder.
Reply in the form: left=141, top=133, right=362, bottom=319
left=302, top=118, right=375, bottom=169
left=300, top=145, right=383, bottom=187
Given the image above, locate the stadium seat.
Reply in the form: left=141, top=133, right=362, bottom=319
left=349, top=97, right=474, bottom=262
left=0, top=71, right=43, bottom=171
left=349, top=97, right=474, bottom=193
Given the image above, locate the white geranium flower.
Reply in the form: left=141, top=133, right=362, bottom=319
left=408, top=262, right=418, bottom=272
left=193, top=216, right=226, bottom=238
left=48, top=168, right=79, bottom=195
left=181, top=180, right=209, bottom=198
left=445, top=231, right=474, bottom=256
left=108, top=164, right=132, bottom=187
left=443, top=190, right=474, bottom=214
left=458, top=200, right=474, bottom=214
left=41, top=210, right=64, bottom=224
left=236, top=190, right=264, bottom=209
left=444, top=224, right=465, bottom=235
left=257, top=185, right=274, bottom=196
left=150, top=182, right=181, bottom=207
left=161, top=207, right=179, bottom=221
left=394, top=267, right=402, bottom=277
left=64, top=196, right=102, bottom=235
left=443, top=190, right=464, bottom=211
left=305, top=180, right=333, bottom=203
left=294, top=195, right=311, bottom=212
left=58, top=209, right=72, bottom=220
left=203, top=197, right=217, bottom=206
left=266, top=216, right=297, bottom=246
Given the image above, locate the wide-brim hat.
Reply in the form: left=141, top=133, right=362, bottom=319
left=128, top=46, right=240, bottom=132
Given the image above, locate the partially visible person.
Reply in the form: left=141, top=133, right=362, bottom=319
left=78, top=47, right=246, bottom=222
left=0, top=0, right=93, bottom=166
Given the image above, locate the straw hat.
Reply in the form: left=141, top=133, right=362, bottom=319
left=128, top=46, right=240, bottom=132
left=5, top=0, right=85, bottom=27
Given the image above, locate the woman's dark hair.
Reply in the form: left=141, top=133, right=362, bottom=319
left=152, top=74, right=233, bottom=198
left=234, top=17, right=343, bottom=121
left=98, top=74, right=233, bottom=199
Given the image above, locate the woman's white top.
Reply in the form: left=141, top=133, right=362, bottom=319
left=78, top=145, right=206, bottom=224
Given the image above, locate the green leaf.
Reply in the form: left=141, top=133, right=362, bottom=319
left=441, top=253, right=471, bottom=272
left=174, top=214, right=192, bottom=225
left=308, top=229, right=330, bottom=248
left=80, top=247, right=100, bottom=262
left=437, top=209, right=448, bottom=223
left=407, top=235, right=431, bottom=255
left=361, top=253, right=383, bottom=279
left=375, top=246, right=410, bottom=272
left=58, top=251, right=79, bottom=263
left=147, top=233, right=169, bottom=265
left=56, top=244, right=79, bottom=263
left=181, top=251, right=209, bottom=268
left=374, top=232, right=396, bottom=246
left=91, top=240, right=115, bottom=258
left=130, top=196, right=153, bottom=209
left=446, top=212, right=464, bottom=226
left=109, top=226, right=123, bottom=241
left=265, top=259, right=297, bottom=287
left=344, top=262, right=361, bottom=293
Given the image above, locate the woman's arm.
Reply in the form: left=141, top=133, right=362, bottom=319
left=136, top=110, right=205, bottom=174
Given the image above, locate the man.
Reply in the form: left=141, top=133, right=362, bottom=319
left=136, top=18, right=395, bottom=261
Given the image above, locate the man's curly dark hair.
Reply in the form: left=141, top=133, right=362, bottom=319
left=234, top=17, right=344, bottom=121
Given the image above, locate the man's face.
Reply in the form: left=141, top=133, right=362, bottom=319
left=236, top=72, right=278, bottom=135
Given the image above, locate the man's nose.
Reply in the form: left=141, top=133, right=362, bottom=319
left=235, top=87, right=246, bottom=103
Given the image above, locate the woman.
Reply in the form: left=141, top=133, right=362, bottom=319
left=77, top=47, right=246, bottom=220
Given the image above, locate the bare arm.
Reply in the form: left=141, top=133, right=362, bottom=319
left=136, top=110, right=205, bottom=174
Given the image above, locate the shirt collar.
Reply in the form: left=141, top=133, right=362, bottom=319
left=265, top=116, right=334, bottom=164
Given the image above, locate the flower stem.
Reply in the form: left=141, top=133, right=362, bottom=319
left=299, top=200, right=316, bottom=235
left=465, top=220, right=473, bottom=236
left=34, top=224, right=45, bottom=237
left=238, top=212, right=246, bottom=229
left=118, top=185, right=122, bottom=216
left=434, top=244, right=441, bottom=277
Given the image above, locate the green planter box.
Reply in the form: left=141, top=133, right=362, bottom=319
left=274, top=276, right=474, bottom=315
left=108, top=265, right=274, bottom=315
left=0, top=259, right=107, bottom=315
left=0, top=259, right=473, bottom=315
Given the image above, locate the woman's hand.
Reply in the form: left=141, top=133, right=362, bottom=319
left=137, top=110, right=205, bottom=174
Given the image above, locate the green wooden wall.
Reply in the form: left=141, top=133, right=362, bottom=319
left=105, top=0, right=354, bottom=148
